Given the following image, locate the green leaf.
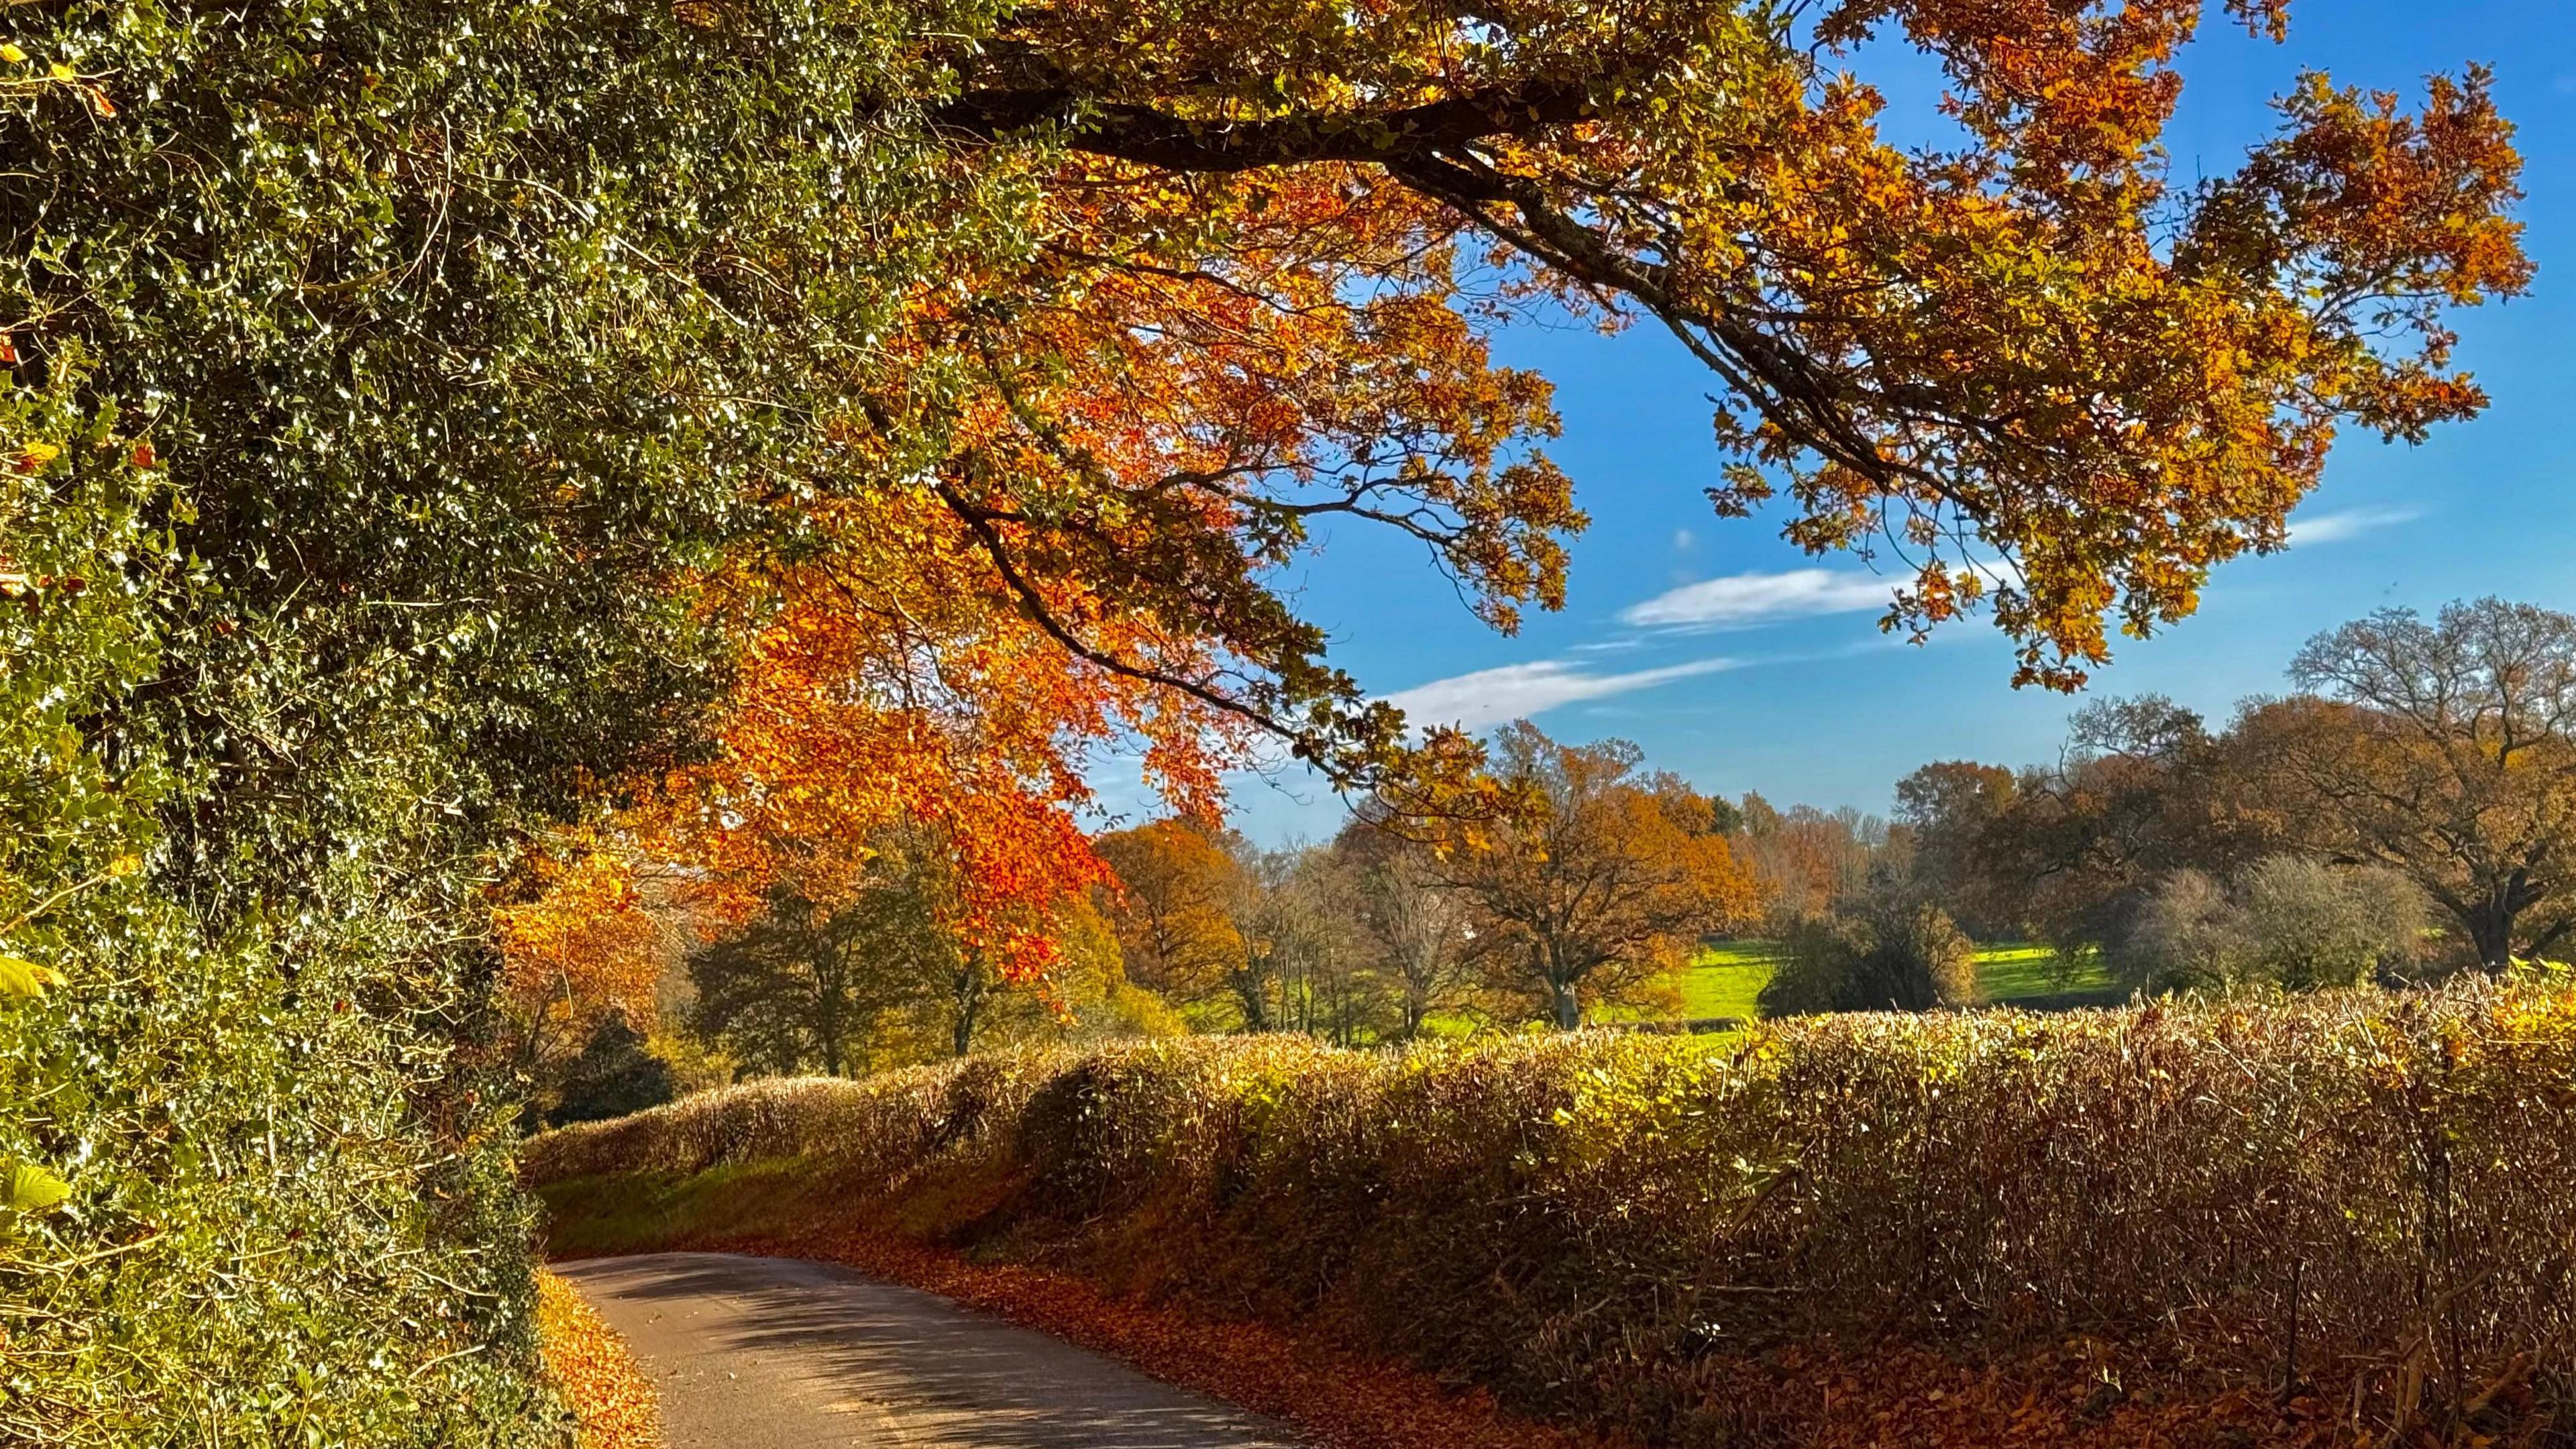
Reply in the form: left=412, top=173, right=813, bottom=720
left=6, top=1163, right=68, bottom=1214
left=0, top=957, right=64, bottom=1000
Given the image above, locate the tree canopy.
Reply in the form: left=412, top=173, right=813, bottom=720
left=1393, top=722, right=1761, bottom=1027
left=926, top=0, right=2529, bottom=697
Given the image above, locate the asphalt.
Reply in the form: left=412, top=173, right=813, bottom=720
left=555, top=1252, right=1307, bottom=1448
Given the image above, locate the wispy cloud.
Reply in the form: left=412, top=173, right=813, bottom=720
left=1619, top=568, right=1894, bottom=630
left=1383, top=657, right=1739, bottom=734
left=2286, top=506, right=2424, bottom=547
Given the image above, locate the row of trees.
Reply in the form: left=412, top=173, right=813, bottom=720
left=643, top=723, right=1760, bottom=1084
left=643, top=596, right=2576, bottom=1088
left=1096, top=724, right=1760, bottom=1037
left=1900, top=598, right=2576, bottom=984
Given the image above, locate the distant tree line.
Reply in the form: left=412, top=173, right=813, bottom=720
left=1898, top=598, right=2576, bottom=987
left=580, top=596, right=2576, bottom=1097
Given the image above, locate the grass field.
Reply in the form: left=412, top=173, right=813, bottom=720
left=1667, top=940, right=2119, bottom=1023
left=1427, top=940, right=2123, bottom=1035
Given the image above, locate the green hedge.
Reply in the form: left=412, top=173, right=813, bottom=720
left=1, top=0, right=1021, bottom=1439
left=529, top=986, right=2576, bottom=1445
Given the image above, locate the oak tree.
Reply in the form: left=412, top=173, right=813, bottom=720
left=1403, top=722, right=1760, bottom=1028
left=2254, top=599, right=2576, bottom=967
left=926, top=0, right=2530, bottom=709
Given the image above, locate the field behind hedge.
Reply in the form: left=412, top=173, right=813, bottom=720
left=527, top=985, right=2576, bottom=1448
left=1651, top=941, right=2118, bottom=1024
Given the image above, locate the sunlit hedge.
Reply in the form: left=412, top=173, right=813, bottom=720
left=529, top=985, right=2576, bottom=1446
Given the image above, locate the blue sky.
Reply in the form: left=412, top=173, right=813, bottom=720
left=1152, top=1, right=2576, bottom=844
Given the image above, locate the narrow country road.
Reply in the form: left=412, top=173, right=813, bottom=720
left=556, top=1252, right=1306, bottom=1448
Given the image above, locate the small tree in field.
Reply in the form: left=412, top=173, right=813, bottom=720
left=1406, top=722, right=1759, bottom=1028
left=2114, top=869, right=2251, bottom=994
left=2238, top=856, right=2429, bottom=989
left=1758, top=899, right=1979, bottom=1016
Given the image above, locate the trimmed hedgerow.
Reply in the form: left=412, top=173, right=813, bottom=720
left=530, top=985, right=2576, bottom=1448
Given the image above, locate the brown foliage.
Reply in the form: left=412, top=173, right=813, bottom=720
left=1390, top=722, right=1762, bottom=1026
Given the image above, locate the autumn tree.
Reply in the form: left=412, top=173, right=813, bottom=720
left=1894, top=761, right=2020, bottom=934
left=527, top=0, right=2536, bottom=1016
left=1335, top=823, right=1477, bottom=1038
left=2247, top=599, right=2576, bottom=968
left=1949, top=697, right=2280, bottom=954
left=1092, top=820, right=1245, bottom=1012
left=1236, top=845, right=1384, bottom=1042
left=929, top=0, right=2530, bottom=708
left=490, top=840, right=702, bottom=1112
left=1092, top=822, right=1373, bottom=1034
left=1401, top=722, right=1759, bottom=1028
left=1737, top=798, right=1891, bottom=926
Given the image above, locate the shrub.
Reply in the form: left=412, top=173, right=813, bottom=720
left=2118, top=857, right=2429, bottom=992
left=2, top=0, right=1004, bottom=1436
left=2115, top=867, right=2249, bottom=990
left=1753, top=914, right=1870, bottom=1016
left=528, top=983, right=2576, bottom=1448
left=2239, top=855, right=2428, bottom=987
left=1758, top=900, right=1979, bottom=1014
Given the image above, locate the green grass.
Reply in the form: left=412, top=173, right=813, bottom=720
left=1421, top=941, right=2123, bottom=1036
left=1663, top=940, right=2121, bottom=1024
left=1970, top=943, right=2116, bottom=1000
left=1676, top=942, right=1783, bottom=1020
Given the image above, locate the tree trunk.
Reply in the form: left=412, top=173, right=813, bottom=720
left=1550, top=976, right=1580, bottom=1030
left=2468, top=904, right=2518, bottom=972
left=816, top=964, right=845, bottom=1076
left=1232, top=960, right=1271, bottom=1031
left=951, top=979, right=978, bottom=1059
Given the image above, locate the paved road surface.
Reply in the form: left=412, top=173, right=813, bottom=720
left=557, top=1252, right=1305, bottom=1448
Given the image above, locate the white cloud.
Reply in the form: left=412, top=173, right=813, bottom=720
left=1383, top=657, right=1739, bottom=734
left=1672, top=527, right=1697, bottom=551
left=2286, top=506, right=2424, bottom=547
left=1618, top=568, right=1894, bottom=630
